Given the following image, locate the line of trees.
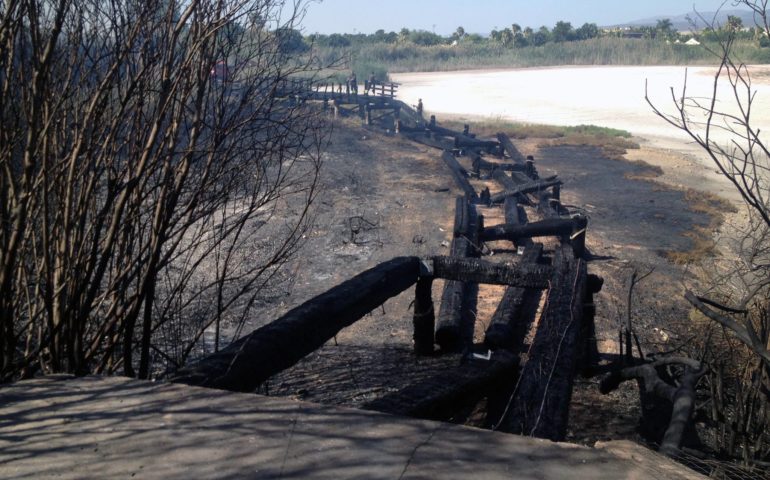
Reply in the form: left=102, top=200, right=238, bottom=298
left=305, top=16, right=768, bottom=50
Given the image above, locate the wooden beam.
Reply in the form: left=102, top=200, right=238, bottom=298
left=430, top=256, right=552, bottom=289
left=480, top=217, right=577, bottom=242
left=496, top=132, right=527, bottom=164
left=484, top=245, right=543, bottom=350
left=497, top=246, right=587, bottom=440
left=489, top=178, right=562, bottom=204
left=403, top=132, right=454, bottom=151
left=441, top=150, right=478, bottom=202
left=170, top=257, right=421, bottom=392
left=436, top=196, right=478, bottom=352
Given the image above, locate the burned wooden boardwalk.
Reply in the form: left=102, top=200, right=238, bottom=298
left=171, top=83, right=603, bottom=442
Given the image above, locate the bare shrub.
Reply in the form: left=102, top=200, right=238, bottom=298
left=0, top=0, right=328, bottom=380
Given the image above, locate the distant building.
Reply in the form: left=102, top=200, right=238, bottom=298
left=685, top=38, right=701, bottom=46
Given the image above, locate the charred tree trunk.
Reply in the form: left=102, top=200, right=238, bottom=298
left=403, top=132, right=454, bottom=151
left=170, top=257, right=421, bottom=392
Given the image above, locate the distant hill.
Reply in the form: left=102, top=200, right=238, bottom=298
left=611, top=9, right=758, bottom=31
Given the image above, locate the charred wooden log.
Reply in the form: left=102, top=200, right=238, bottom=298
left=453, top=196, right=471, bottom=237
left=363, top=352, right=518, bottom=420
left=453, top=136, right=500, bottom=151
left=413, top=276, right=435, bottom=355
left=431, top=256, right=551, bottom=289
left=436, top=198, right=479, bottom=352
left=403, top=132, right=454, bottom=151
left=512, top=170, right=535, bottom=184
left=537, top=191, right=560, bottom=219
left=502, top=196, right=533, bottom=248
left=480, top=217, right=578, bottom=243
left=491, top=167, right=520, bottom=191
left=496, top=132, right=527, bottom=164
left=435, top=275, right=468, bottom=352
left=472, top=156, right=527, bottom=175
left=484, top=244, right=544, bottom=350
left=170, top=257, right=421, bottom=392
left=570, top=215, right=588, bottom=259
left=496, top=246, right=587, bottom=440
left=489, top=178, right=562, bottom=204
left=441, top=150, right=478, bottom=202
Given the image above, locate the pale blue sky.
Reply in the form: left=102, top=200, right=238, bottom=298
left=298, top=0, right=749, bottom=34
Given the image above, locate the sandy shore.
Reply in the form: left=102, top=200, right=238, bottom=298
left=393, top=65, right=770, bottom=205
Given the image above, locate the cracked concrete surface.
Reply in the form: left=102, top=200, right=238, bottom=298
left=1, top=376, right=704, bottom=479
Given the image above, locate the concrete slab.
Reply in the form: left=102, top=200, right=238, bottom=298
left=0, top=376, right=704, bottom=479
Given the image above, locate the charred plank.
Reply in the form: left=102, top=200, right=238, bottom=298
left=413, top=277, right=435, bottom=355
left=472, top=156, right=527, bottom=174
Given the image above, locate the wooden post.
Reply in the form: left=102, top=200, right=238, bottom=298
left=430, top=115, right=436, bottom=128
left=570, top=215, right=588, bottom=258
left=413, top=277, right=435, bottom=355
left=525, top=159, right=535, bottom=178
left=463, top=124, right=470, bottom=136
left=431, top=256, right=552, bottom=288
left=395, top=119, right=401, bottom=133
left=552, top=184, right=561, bottom=200
left=365, top=103, right=372, bottom=125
